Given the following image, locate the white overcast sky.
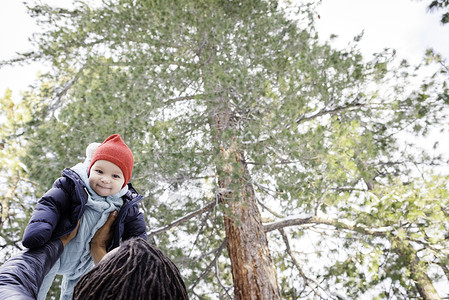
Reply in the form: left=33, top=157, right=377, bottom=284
left=1, top=0, right=448, bottom=97
left=316, top=0, right=449, bottom=62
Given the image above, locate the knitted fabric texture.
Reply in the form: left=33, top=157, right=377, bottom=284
left=89, top=134, right=134, bottom=187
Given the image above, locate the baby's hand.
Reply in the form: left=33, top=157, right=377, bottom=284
left=60, top=220, right=81, bottom=246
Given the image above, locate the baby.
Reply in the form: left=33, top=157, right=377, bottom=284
left=22, top=134, right=147, bottom=300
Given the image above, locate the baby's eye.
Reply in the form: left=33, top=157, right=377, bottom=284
left=96, top=169, right=103, bottom=174
left=113, top=174, right=121, bottom=179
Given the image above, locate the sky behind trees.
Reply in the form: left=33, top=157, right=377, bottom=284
left=316, top=0, right=449, bottom=62
left=1, top=0, right=448, bottom=97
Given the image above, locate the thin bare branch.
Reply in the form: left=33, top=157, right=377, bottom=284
left=264, top=215, right=393, bottom=237
left=148, top=200, right=216, bottom=237
left=279, top=228, right=333, bottom=300
left=47, top=67, right=84, bottom=116
left=295, top=101, right=363, bottom=124
left=214, top=249, right=233, bottom=298
left=189, top=239, right=227, bottom=291
left=257, top=199, right=284, bottom=219
left=187, top=209, right=213, bottom=257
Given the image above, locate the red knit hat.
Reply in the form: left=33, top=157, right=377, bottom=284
left=89, top=134, right=134, bottom=188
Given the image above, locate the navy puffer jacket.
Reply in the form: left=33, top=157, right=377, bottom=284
left=22, top=168, right=147, bottom=250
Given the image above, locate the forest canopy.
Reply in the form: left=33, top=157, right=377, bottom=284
left=1, top=0, right=448, bottom=299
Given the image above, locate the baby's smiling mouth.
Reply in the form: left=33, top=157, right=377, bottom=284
left=97, top=184, right=110, bottom=190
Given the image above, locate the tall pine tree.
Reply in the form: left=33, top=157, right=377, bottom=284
left=2, top=0, right=448, bottom=298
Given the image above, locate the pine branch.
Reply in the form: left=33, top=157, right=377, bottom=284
left=189, top=239, right=227, bottom=292
left=187, top=209, right=213, bottom=257
left=147, top=200, right=216, bottom=237
left=264, top=215, right=393, bottom=237
left=214, top=250, right=233, bottom=298
left=295, top=101, right=363, bottom=124
left=47, top=67, right=84, bottom=117
left=0, top=51, right=42, bottom=68
left=279, top=228, right=334, bottom=300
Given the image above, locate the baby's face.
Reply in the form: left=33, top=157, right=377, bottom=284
left=89, top=160, right=125, bottom=196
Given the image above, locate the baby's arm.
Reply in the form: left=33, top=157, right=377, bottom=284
left=22, top=177, right=71, bottom=248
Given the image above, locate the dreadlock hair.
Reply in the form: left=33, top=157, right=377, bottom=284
left=73, top=237, right=189, bottom=300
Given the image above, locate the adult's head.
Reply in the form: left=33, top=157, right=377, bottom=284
left=73, top=238, right=189, bottom=300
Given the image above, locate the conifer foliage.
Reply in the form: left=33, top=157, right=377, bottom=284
left=1, top=0, right=448, bottom=298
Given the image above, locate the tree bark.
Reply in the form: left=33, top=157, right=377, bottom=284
left=212, top=102, right=281, bottom=299
left=218, top=149, right=281, bottom=300
left=408, top=247, right=441, bottom=300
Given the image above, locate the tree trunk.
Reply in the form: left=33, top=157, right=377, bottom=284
left=218, top=149, right=281, bottom=299
left=410, top=251, right=441, bottom=300
left=395, top=240, right=441, bottom=300
left=212, top=103, right=281, bottom=299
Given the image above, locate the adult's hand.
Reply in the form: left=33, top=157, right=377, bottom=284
left=90, top=210, right=118, bottom=264
left=60, top=220, right=81, bottom=247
